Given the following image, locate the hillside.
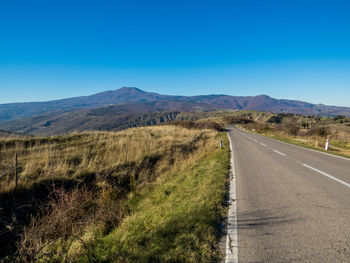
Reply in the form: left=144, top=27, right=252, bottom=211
left=0, top=100, right=217, bottom=135
left=1, top=87, right=350, bottom=124
left=0, top=125, right=228, bottom=262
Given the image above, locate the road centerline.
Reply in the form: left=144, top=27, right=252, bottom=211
left=273, top=149, right=286, bottom=156
left=302, top=164, right=350, bottom=188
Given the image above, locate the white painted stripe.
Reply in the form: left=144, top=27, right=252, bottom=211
left=226, top=133, right=239, bottom=263
left=302, top=164, right=350, bottom=188
left=253, top=139, right=258, bottom=142
left=273, top=149, right=286, bottom=156
left=260, top=143, right=267, bottom=147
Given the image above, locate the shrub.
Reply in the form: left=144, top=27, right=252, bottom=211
left=222, top=116, right=254, bottom=124
left=334, top=115, right=345, bottom=121
left=267, top=115, right=283, bottom=124
left=245, top=122, right=270, bottom=133
left=170, top=120, right=223, bottom=131
left=18, top=187, right=97, bottom=262
left=307, top=126, right=330, bottom=137
left=283, top=123, right=300, bottom=136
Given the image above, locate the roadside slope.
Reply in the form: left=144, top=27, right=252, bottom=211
left=0, top=126, right=230, bottom=262
left=74, top=133, right=230, bottom=262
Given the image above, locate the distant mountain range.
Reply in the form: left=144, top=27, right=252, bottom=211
left=0, top=101, right=214, bottom=135
left=0, top=87, right=349, bottom=135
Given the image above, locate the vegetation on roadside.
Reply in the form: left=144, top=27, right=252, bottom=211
left=0, top=123, right=229, bottom=262
left=223, top=112, right=350, bottom=158
left=0, top=107, right=235, bottom=136
left=169, top=120, right=224, bottom=131
left=74, top=132, right=230, bottom=262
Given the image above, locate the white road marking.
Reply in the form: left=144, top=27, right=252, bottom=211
left=226, top=133, right=239, bottom=263
left=302, top=164, right=350, bottom=188
left=273, top=149, right=286, bottom=156
left=260, top=143, right=267, bottom=147
left=253, top=139, right=258, bottom=142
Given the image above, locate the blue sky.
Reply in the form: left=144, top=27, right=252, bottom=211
left=0, top=0, right=349, bottom=106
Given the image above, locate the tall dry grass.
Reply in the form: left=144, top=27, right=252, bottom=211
left=0, top=125, right=218, bottom=261
left=0, top=126, right=206, bottom=190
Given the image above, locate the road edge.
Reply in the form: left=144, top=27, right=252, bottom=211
left=225, top=131, right=238, bottom=263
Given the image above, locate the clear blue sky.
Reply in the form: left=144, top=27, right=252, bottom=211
left=1, top=0, right=350, bottom=106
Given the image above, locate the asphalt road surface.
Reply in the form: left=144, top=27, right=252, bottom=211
left=226, top=126, right=350, bottom=263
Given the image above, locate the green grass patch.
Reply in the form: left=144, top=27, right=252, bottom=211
left=78, top=133, right=230, bottom=263
left=331, top=140, right=350, bottom=150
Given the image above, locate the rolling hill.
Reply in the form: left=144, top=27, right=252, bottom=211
left=0, top=100, right=216, bottom=135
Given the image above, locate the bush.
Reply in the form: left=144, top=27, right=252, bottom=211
left=18, top=187, right=96, bottom=262
left=334, top=115, right=345, bottom=121
left=222, top=116, right=254, bottom=124
left=267, top=115, right=283, bottom=124
left=283, top=123, right=300, bottom=136
left=195, top=121, right=223, bottom=131
left=245, top=122, right=270, bottom=133
left=307, top=126, right=330, bottom=137
left=18, top=186, right=126, bottom=262
left=170, top=121, right=223, bottom=131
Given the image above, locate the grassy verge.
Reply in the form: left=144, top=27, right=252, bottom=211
left=75, top=133, right=230, bottom=263
left=1, top=126, right=229, bottom=261
left=241, top=128, right=350, bottom=159
left=269, top=134, right=350, bottom=159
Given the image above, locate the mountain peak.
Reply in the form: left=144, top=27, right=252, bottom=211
left=255, top=94, right=271, bottom=98
left=117, top=87, right=145, bottom=93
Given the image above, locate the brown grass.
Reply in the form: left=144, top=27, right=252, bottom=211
left=0, top=126, right=204, bottom=190
left=0, top=125, right=218, bottom=261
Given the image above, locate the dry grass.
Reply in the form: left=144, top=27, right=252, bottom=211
left=69, top=132, right=229, bottom=263
left=0, top=126, right=203, bottom=190
left=0, top=125, right=219, bottom=261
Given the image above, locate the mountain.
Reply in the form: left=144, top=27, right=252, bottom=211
left=1, top=87, right=350, bottom=134
left=1, top=87, right=350, bottom=124
left=0, top=87, right=183, bottom=123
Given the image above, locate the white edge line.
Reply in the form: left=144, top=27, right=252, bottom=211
left=260, top=143, right=267, bottom=147
left=302, top=164, right=350, bottom=188
left=233, top=127, right=350, bottom=162
left=273, top=149, right=286, bottom=156
left=226, top=133, right=239, bottom=263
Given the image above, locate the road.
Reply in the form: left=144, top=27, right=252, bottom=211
left=225, top=126, right=350, bottom=263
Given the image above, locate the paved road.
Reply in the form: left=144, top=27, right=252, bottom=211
left=226, top=126, right=350, bottom=263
